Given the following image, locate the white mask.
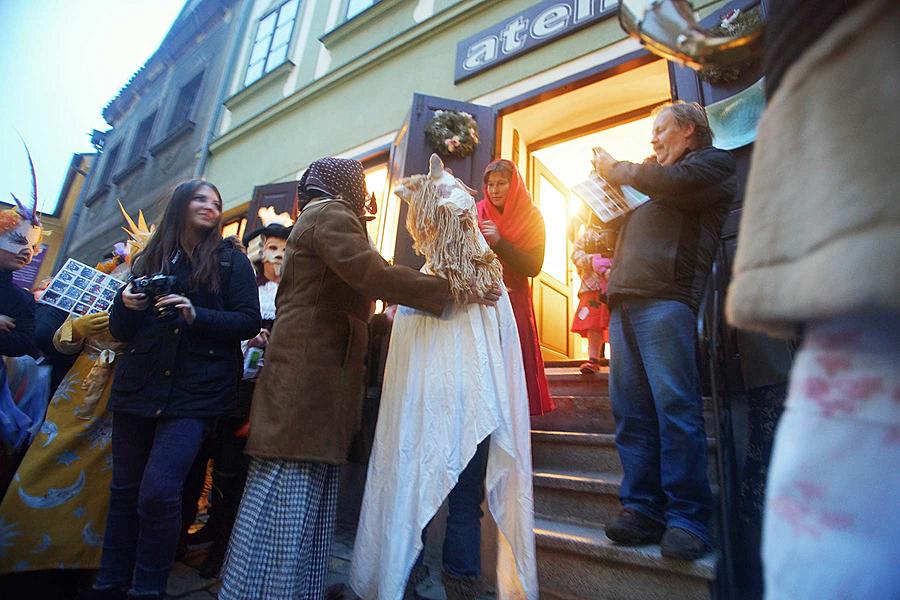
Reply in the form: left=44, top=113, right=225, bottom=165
left=0, top=217, right=42, bottom=264
left=262, top=236, right=287, bottom=279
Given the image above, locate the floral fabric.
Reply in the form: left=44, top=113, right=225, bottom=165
left=763, top=313, right=900, bottom=598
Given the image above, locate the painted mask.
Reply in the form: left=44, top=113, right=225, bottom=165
left=0, top=212, right=42, bottom=266
left=262, top=236, right=287, bottom=280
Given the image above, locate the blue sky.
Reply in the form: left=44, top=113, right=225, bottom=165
left=0, top=0, right=186, bottom=215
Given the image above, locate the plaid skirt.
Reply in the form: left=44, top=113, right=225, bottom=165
left=219, top=458, right=340, bottom=600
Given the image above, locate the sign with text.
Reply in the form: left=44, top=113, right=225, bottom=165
left=455, top=0, right=619, bottom=83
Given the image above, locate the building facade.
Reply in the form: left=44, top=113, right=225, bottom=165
left=65, top=0, right=242, bottom=264
left=202, top=1, right=776, bottom=598
left=206, top=0, right=747, bottom=361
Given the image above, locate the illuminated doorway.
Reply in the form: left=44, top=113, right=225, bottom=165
left=498, top=59, right=670, bottom=359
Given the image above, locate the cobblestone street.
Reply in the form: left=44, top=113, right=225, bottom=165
left=165, top=527, right=496, bottom=599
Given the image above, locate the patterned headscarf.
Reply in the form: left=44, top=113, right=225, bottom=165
left=297, top=157, right=369, bottom=215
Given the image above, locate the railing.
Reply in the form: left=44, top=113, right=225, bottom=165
left=697, top=251, right=738, bottom=600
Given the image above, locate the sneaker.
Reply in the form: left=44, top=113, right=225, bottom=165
left=660, top=527, right=709, bottom=560
left=605, top=508, right=665, bottom=545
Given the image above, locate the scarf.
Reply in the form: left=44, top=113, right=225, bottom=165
left=297, top=157, right=369, bottom=215
left=476, top=159, right=544, bottom=251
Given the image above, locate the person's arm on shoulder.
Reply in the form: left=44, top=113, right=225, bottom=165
left=313, top=203, right=452, bottom=316
left=52, top=317, right=86, bottom=355
left=604, top=149, right=736, bottom=210
left=191, top=250, right=262, bottom=341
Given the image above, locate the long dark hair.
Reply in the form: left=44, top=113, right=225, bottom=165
left=131, top=179, right=224, bottom=293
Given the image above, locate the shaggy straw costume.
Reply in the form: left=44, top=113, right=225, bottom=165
left=403, top=172, right=503, bottom=303
left=351, top=155, right=538, bottom=600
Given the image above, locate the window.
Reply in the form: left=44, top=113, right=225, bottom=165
left=346, top=0, right=379, bottom=19
left=97, top=144, right=121, bottom=188
left=130, top=112, right=156, bottom=162
left=244, top=0, right=300, bottom=87
left=169, top=73, right=203, bottom=131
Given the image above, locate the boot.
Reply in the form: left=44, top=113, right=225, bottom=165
left=441, top=570, right=480, bottom=600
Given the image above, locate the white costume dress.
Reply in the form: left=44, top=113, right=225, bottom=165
left=350, top=156, right=538, bottom=600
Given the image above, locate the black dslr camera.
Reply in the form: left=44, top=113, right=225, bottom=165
left=131, top=273, right=178, bottom=319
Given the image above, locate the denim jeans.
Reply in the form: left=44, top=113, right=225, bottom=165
left=609, top=298, right=713, bottom=544
left=95, top=412, right=211, bottom=597
left=415, top=437, right=490, bottom=578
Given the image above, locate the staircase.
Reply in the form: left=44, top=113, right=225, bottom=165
left=530, top=362, right=717, bottom=600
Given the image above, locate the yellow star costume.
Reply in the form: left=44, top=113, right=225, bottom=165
left=0, top=208, right=152, bottom=573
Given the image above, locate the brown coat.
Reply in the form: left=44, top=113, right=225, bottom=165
left=246, top=198, right=450, bottom=463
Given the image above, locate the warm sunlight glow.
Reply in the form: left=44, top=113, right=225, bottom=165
left=364, top=165, right=399, bottom=262
left=533, top=117, right=655, bottom=190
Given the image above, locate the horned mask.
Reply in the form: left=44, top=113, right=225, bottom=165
left=1, top=141, right=43, bottom=266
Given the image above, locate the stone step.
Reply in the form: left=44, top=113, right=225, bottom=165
left=532, top=395, right=617, bottom=434
left=531, top=430, right=719, bottom=481
left=534, top=518, right=714, bottom=600
left=545, top=367, right=609, bottom=398
left=532, top=399, right=717, bottom=436
left=544, top=359, right=599, bottom=369
left=533, top=469, right=622, bottom=528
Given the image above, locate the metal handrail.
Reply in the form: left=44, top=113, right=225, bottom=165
left=697, top=253, right=737, bottom=599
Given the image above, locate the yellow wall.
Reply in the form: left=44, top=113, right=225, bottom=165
left=35, top=154, right=94, bottom=286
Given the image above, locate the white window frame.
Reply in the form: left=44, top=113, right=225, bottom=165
left=345, top=0, right=380, bottom=20
left=244, top=0, right=301, bottom=87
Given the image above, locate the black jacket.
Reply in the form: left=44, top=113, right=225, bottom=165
left=0, top=269, right=37, bottom=358
left=109, top=242, right=261, bottom=418
left=606, top=146, right=736, bottom=311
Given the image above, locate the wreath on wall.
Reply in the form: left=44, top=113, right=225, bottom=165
left=698, top=7, right=763, bottom=84
left=425, top=110, right=480, bottom=158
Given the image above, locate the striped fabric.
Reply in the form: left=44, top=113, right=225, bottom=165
left=218, top=458, right=340, bottom=600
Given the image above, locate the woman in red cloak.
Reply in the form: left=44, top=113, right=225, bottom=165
left=477, top=159, right=554, bottom=416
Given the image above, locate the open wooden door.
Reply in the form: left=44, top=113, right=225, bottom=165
left=387, top=93, right=496, bottom=269
left=530, top=157, right=577, bottom=360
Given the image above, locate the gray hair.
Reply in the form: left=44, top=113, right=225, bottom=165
left=652, top=101, right=714, bottom=148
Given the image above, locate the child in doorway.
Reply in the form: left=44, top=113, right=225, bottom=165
left=570, top=207, right=616, bottom=374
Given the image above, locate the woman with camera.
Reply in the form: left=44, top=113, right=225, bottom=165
left=86, top=180, right=260, bottom=600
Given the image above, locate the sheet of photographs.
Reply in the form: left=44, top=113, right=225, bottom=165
left=39, top=258, right=124, bottom=316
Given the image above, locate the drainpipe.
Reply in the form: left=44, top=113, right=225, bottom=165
left=195, top=0, right=254, bottom=178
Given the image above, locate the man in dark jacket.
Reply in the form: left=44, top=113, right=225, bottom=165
left=593, top=101, right=736, bottom=560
